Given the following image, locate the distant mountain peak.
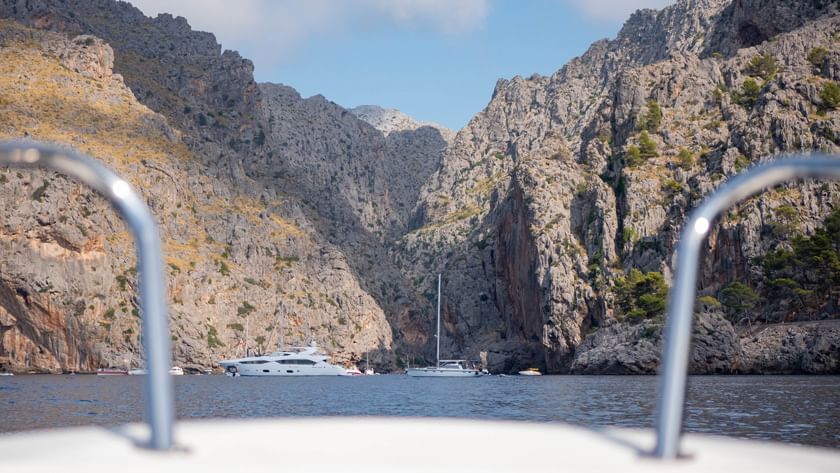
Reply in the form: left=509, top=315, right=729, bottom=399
left=350, top=105, right=454, bottom=142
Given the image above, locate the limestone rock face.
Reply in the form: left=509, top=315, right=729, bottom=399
left=569, top=311, right=741, bottom=375
left=739, top=321, right=840, bottom=374
left=350, top=105, right=455, bottom=142
left=0, top=13, right=398, bottom=372
left=393, top=0, right=840, bottom=372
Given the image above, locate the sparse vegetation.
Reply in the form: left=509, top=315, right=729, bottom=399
left=697, top=295, right=721, bottom=309
left=807, top=47, right=828, bottom=69
left=237, top=301, right=256, bottom=317
left=637, top=99, right=662, bottom=132
left=275, top=255, right=300, bottom=267
left=115, top=274, right=128, bottom=291
left=207, top=325, right=225, bottom=348
left=733, top=78, right=761, bottom=109
left=226, top=323, right=244, bottom=332
left=720, top=282, right=758, bottom=314
left=614, top=269, right=669, bottom=321
left=734, top=155, right=750, bottom=172
left=756, top=208, right=840, bottom=320
left=769, top=204, right=799, bottom=236
left=625, top=145, right=642, bottom=167
left=821, top=81, right=840, bottom=110
left=662, top=178, right=683, bottom=195
left=31, top=180, right=49, bottom=202
left=744, top=53, right=777, bottom=81
left=218, top=260, right=230, bottom=276
left=638, top=130, right=657, bottom=159
left=677, top=148, right=694, bottom=170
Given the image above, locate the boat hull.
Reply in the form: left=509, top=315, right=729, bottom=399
left=220, top=363, right=347, bottom=376
left=406, top=367, right=482, bottom=377
left=96, top=369, right=128, bottom=376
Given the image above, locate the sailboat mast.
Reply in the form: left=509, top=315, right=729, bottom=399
left=436, top=273, right=441, bottom=368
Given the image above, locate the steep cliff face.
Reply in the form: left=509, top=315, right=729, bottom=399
left=0, top=18, right=396, bottom=372
left=0, top=0, right=456, bottom=373
left=396, top=0, right=840, bottom=372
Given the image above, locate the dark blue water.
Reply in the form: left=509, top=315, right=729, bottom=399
left=1, top=375, right=838, bottom=448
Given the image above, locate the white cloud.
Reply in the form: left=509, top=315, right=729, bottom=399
left=127, top=0, right=489, bottom=70
left=562, top=0, right=676, bottom=23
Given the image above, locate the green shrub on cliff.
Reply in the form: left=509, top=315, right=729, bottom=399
left=821, top=81, right=840, bottom=110
left=807, top=47, right=828, bottom=68
left=637, top=99, right=662, bottom=132
left=720, top=282, right=758, bottom=313
left=625, top=145, right=642, bottom=167
left=615, top=269, right=669, bottom=321
left=757, top=208, right=840, bottom=316
left=677, top=148, right=695, bottom=170
left=732, top=78, right=761, bottom=109
left=638, top=131, right=657, bottom=158
left=207, top=325, right=225, bottom=348
left=744, top=53, right=777, bottom=81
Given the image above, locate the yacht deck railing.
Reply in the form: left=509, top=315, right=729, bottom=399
left=654, top=156, right=840, bottom=458
left=0, top=142, right=174, bottom=450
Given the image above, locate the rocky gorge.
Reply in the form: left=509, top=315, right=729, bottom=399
left=0, top=0, right=838, bottom=374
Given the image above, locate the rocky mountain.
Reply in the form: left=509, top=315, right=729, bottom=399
left=393, top=0, right=840, bottom=373
left=350, top=105, right=455, bottom=141
left=0, top=0, right=838, bottom=374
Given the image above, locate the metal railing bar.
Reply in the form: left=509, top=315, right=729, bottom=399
left=0, top=141, right=174, bottom=450
left=654, top=156, right=840, bottom=459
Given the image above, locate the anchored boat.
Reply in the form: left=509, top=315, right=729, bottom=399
left=218, top=339, right=347, bottom=376
left=406, top=274, right=482, bottom=377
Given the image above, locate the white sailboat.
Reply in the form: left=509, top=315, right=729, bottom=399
left=406, top=274, right=482, bottom=377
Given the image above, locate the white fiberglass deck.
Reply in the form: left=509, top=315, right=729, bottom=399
left=1, top=418, right=837, bottom=472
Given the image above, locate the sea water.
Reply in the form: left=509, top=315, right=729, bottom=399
left=1, top=374, right=838, bottom=448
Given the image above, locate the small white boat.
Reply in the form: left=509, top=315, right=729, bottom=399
left=518, top=368, right=542, bottom=376
left=345, top=366, right=363, bottom=376
left=0, top=372, right=14, bottom=377
left=96, top=368, right=128, bottom=376
left=129, top=367, right=184, bottom=375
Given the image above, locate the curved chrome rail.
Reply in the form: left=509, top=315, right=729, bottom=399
left=654, top=156, right=840, bottom=459
left=0, top=142, right=174, bottom=450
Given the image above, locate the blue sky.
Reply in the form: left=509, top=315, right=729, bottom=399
left=129, top=1, right=673, bottom=130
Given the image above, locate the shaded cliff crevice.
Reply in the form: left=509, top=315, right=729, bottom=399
left=494, top=178, right=545, bottom=369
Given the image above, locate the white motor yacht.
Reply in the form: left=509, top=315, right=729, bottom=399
left=218, top=340, right=348, bottom=376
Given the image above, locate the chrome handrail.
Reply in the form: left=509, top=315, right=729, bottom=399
left=654, top=156, right=840, bottom=459
left=0, top=142, right=174, bottom=450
